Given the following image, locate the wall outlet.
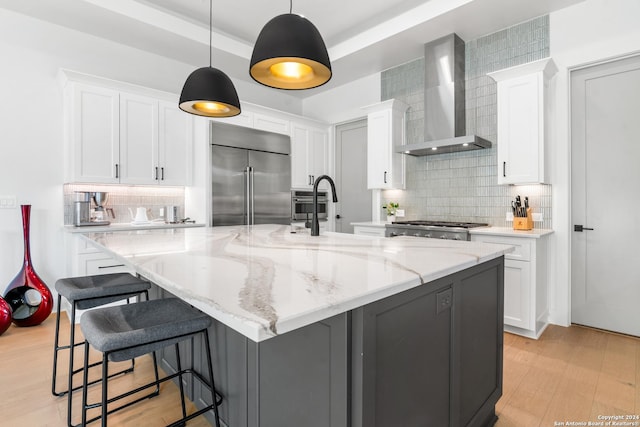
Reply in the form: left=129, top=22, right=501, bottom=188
left=532, top=212, right=543, bottom=222
left=506, top=212, right=514, bottom=222
left=395, top=209, right=405, bottom=218
left=0, top=195, right=17, bottom=209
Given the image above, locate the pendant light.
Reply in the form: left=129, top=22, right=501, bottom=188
left=250, top=0, right=331, bottom=90
left=179, top=0, right=240, bottom=117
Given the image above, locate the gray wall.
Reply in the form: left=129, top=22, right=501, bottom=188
left=380, top=16, right=552, bottom=228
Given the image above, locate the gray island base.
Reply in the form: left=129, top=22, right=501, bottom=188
left=151, top=257, right=503, bottom=427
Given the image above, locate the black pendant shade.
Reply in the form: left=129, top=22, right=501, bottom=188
left=250, top=13, right=332, bottom=90
left=179, top=0, right=240, bottom=118
left=179, top=66, right=241, bottom=117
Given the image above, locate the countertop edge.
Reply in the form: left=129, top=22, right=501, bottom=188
left=64, top=223, right=206, bottom=233
left=469, top=227, right=554, bottom=238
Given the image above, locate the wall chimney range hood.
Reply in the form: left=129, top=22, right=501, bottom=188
left=399, top=34, right=490, bottom=156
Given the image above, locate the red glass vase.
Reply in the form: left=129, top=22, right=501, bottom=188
left=3, top=205, right=53, bottom=327
left=0, top=297, right=11, bottom=335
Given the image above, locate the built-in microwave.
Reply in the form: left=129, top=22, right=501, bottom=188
left=291, top=190, right=328, bottom=221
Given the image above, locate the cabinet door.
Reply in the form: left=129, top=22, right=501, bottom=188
left=310, top=127, right=328, bottom=181
left=503, top=258, right=532, bottom=330
left=496, top=73, right=543, bottom=184
left=367, top=109, right=391, bottom=189
left=119, top=93, right=158, bottom=184
left=354, top=282, right=452, bottom=427
left=158, top=101, right=193, bottom=186
left=291, top=123, right=312, bottom=188
left=254, top=112, right=290, bottom=135
left=71, top=84, right=120, bottom=183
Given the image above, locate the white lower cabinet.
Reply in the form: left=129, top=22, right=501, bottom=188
left=470, top=231, right=550, bottom=339
left=352, top=224, right=386, bottom=237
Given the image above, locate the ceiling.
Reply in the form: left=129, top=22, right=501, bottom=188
left=0, top=0, right=582, bottom=98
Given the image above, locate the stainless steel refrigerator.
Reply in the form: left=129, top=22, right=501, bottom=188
left=211, top=122, right=291, bottom=226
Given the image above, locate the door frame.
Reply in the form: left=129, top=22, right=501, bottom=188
left=568, top=51, right=640, bottom=325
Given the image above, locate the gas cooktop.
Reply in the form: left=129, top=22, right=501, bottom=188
left=385, top=220, right=489, bottom=240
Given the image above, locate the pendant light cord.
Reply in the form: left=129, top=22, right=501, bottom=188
left=289, top=0, right=292, bottom=14
left=209, top=0, right=212, bottom=67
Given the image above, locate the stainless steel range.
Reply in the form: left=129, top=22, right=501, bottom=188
left=385, top=220, right=489, bottom=240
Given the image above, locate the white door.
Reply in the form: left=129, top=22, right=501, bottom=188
left=335, top=120, right=371, bottom=233
left=571, top=54, right=640, bottom=336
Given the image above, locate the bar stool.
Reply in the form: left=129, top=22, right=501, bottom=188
left=79, top=298, right=222, bottom=427
left=52, top=273, right=151, bottom=427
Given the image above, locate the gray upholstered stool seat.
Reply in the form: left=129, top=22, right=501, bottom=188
left=79, top=298, right=221, bottom=427
left=55, top=272, right=151, bottom=310
left=81, top=298, right=212, bottom=362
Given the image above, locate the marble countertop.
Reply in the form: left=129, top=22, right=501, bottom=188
left=469, top=227, right=553, bottom=238
left=79, top=224, right=513, bottom=342
left=64, top=222, right=205, bottom=233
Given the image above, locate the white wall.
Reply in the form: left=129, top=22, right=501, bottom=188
left=0, top=9, right=298, bottom=308
left=548, top=0, right=640, bottom=325
left=302, top=72, right=381, bottom=124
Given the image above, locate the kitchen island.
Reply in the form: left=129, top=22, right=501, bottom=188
left=78, top=224, right=511, bottom=427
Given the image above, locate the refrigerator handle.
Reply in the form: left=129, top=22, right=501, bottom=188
left=245, top=166, right=251, bottom=225
left=249, top=166, right=255, bottom=225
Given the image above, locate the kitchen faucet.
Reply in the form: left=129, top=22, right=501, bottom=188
left=312, top=175, right=338, bottom=236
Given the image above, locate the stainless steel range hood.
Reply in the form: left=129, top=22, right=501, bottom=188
left=399, top=34, right=490, bottom=156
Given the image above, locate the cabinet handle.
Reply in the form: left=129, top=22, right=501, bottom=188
left=503, top=162, right=506, bottom=177
left=161, top=167, right=164, bottom=180
left=115, top=164, right=119, bottom=179
left=155, top=167, right=159, bottom=180
left=98, top=264, right=125, bottom=269
left=384, top=171, right=388, bottom=183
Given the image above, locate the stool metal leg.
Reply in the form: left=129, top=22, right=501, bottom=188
left=175, top=343, right=187, bottom=420
left=52, top=294, right=64, bottom=396
left=81, top=342, right=90, bottom=427
left=102, top=353, right=109, bottom=427
left=66, top=303, right=77, bottom=427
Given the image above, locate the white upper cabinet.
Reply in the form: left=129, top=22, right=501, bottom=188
left=63, top=74, right=193, bottom=186
left=363, top=99, right=408, bottom=190
left=291, top=121, right=329, bottom=189
left=489, top=58, right=557, bottom=185
left=69, top=83, right=120, bottom=183
left=254, top=112, right=290, bottom=135
left=158, top=101, right=193, bottom=186
left=119, top=93, right=158, bottom=185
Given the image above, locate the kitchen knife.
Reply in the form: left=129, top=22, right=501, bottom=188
left=515, top=195, right=521, bottom=207
left=524, top=196, right=529, bottom=209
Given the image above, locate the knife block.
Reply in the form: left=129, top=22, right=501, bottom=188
left=513, top=208, right=534, bottom=230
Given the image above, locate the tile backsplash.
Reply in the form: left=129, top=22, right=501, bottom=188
left=380, top=15, right=552, bottom=228
left=63, top=184, right=184, bottom=225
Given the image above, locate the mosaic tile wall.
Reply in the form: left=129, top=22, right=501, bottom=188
left=380, top=15, right=553, bottom=228
left=63, top=184, right=184, bottom=225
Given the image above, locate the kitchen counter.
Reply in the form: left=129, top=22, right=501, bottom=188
left=79, top=223, right=512, bottom=342
left=79, top=224, right=510, bottom=427
left=470, top=226, right=553, bottom=238
left=64, top=222, right=205, bottom=233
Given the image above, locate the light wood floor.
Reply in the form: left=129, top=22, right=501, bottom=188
left=1, top=314, right=638, bottom=426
